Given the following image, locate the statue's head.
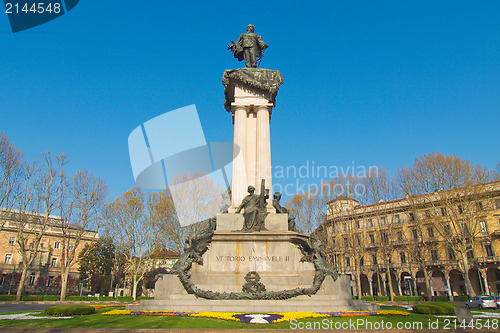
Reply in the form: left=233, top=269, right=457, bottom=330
left=274, top=192, right=282, bottom=200
left=247, top=185, right=255, bottom=193
left=246, top=24, right=255, bottom=32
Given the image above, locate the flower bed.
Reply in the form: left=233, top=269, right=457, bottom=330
left=101, top=309, right=410, bottom=324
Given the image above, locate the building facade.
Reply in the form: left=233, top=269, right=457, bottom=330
left=0, top=209, right=98, bottom=295
left=319, top=182, right=500, bottom=299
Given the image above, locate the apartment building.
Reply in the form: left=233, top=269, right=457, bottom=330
left=319, top=181, right=500, bottom=299
left=0, top=209, right=97, bottom=294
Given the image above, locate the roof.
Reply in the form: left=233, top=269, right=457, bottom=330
left=149, top=249, right=180, bottom=259
left=327, top=195, right=359, bottom=204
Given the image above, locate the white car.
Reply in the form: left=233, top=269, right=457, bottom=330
left=466, top=296, right=497, bottom=309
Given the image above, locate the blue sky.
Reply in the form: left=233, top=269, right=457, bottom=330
left=1, top=1, right=499, bottom=202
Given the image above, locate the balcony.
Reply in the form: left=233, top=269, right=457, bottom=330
left=476, top=256, right=500, bottom=266
left=425, top=259, right=458, bottom=269
left=366, top=242, right=379, bottom=249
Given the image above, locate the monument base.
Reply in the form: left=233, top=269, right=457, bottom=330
left=128, top=213, right=377, bottom=312
left=128, top=274, right=375, bottom=312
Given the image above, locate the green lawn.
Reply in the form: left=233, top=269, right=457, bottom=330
left=0, top=306, right=497, bottom=330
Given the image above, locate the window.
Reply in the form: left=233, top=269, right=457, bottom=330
left=0, top=275, right=5, bottom=286
left=441, top=207, right=447, bottom=216
left=448, top=247, right=456, bottom=260
left=484, top=244, right=494, bottom=257
left=41, top=241, right=45, bottom=248
left=394, top=215, right=400, bottom=223
left=467, top=250, right=474, bottom=260
left=409, top=212, right=415, bottom=221
left=50, top=257, right=58, bottom=267
left=47, top=276, right=54, bottom=287
left=396, top=230, right=403, bottom=242
left=54, top=242, right=60, bottom=249
left=380, top=217, right=386, bottom=225
left=68, top=244, right=74, bottom=251
left=367, top=219, right=373, bottom=227
left=8, top=237, right=15, bottom=245
left=400, top=252, right=407, bottom=264
left=496, top=199, right=500, bottom=209
left=355, top=220, right=360, bottom=228
left=458, top=205, right=463, bottom=214
left=356, top=234, right=362, bottom=247
left=369, top=233, right=375, bottom=244
left=4, top=254, right=12, bottom=265
left=372, top=254, right=378, bottom=265
left=431, top=249, right=439, bottom=261
left=381, top=231, right=389, bottom=244
left=479, top=221, right=488, bottom=234
left=476, top=201, right=483, bottom=211
left=443, top=223, right=451, bottom=235
left=411, top=229, right=418, bottom=241
left=29, top=273, right=35, bottom=286
left=427, top=227, right=434, bottom=238
left=342, top=204, right=348, bottom=211
left=345, top=257, right=351, bottom=267
left=424, top=210, right=431, bottom=218
left=343, top=237, right=349, bottom=248
left=360, top=256, right=364, bottom=266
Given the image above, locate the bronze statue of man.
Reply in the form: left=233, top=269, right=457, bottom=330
left=273, top=192, right=297, bottom=232
left=228, top=24, right=268, bottom=68
left=236, top=181, right=269, bottom=232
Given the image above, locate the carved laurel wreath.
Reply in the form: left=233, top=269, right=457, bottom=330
left=167, top=227, right=339, bottom=300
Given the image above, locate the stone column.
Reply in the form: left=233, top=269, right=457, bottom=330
left=480, top=269, right=490, bottom=296
left=445, top=273, right=454, bottom=301
left=396, top=275, right=404, bottom=296
left=231, top=105, right=248, bottom=209
left=256, top=104, right=275, bottom=212
left=368, top=280, right=373, bottom=296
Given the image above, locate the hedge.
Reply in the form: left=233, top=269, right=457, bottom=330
left=44, top=305, right=95, bottom=316
left=360, top=296, right=389, bottom=302
left=21, top=295, right=43, bottom=301
left=394, top=296, right=423, bottom=302
left=0, top=295, right=15, bottom=301
left=413, top=302, right=458, bottom=315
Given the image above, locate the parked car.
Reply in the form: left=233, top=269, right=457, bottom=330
left=491, top=296, right=500, bottom=308
left=466, top=296, right=497, bottom=309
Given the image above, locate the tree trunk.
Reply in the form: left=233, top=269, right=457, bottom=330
left=60, top=267, right=70, bottom=301
left=461, top=254, right=475, bottom=297
left=132, top=273, right=138, bottom=301
left=422, top=267, right=433, bottom=301
left=386, top=264, right=395, bottom=301
left=355, top=264, right=362, bottom=300
left=15, top=266, right=29, bottom=301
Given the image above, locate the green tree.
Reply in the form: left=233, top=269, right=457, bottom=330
left=78, top=237, right=115, bottom=294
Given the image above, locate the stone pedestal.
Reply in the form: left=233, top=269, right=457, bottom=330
left=128, top=213, right=377, bottom=312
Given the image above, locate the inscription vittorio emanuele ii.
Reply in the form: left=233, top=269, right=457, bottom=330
left=215, top=255, right=290, bottom=262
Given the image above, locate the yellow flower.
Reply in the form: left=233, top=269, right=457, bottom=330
left=272, top=312, right=329, bottom=323
left=190, top=312, right=243, bottom=322
left=101, top=309, right=132, bottom=316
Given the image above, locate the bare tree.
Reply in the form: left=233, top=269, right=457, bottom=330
left=398, top=153, right=493, bottom=297
left=14, top=152, right=68, bottom=301
left=360, top=168, right=400, bottom=301
left=105, top=187, right=162, bottom=300
left=0, top=133, right=24, bottom=231
left=58, top=171, right=108, bottom=300
left=161, top=172, right=224, bottom=253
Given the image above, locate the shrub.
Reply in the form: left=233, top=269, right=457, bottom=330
left=43, top=295, right=60, bottom=301
left=413, top=302, right=457, bottom=315
left=433, top=296, right=450, bottom=302
left=21, top=295, right=43, bottom=301
left=0, top=295, right=15, bottom=301
left=457, top=296, right=469, bottom=302
left=44, top=305, right=96, bottom=316
left=394, top=296, right=423, bottom=302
